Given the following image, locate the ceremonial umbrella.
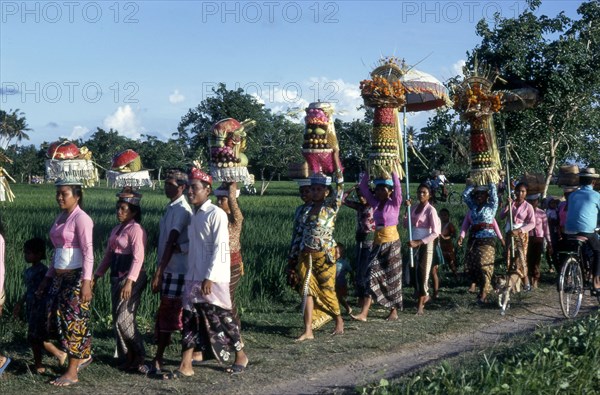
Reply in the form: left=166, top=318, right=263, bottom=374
left=400, top=67, right=451, bottom=271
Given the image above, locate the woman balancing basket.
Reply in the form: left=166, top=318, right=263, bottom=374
left=360, top=57, right=406, bottom=182
left=209, top=118, right=256, bottom=183
left=452, top=60, right=503, bottom=186
left=302, top=102, right=340, bottom=175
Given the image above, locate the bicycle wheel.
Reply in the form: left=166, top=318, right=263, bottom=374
left=558, top=257, right=583, bottom=318
left=447, top=191, right=458, bottom=204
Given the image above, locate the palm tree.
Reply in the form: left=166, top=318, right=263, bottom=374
left=0, top=109, right=31, bottom=149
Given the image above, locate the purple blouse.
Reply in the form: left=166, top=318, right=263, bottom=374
left=359, top=172, right=402, bottom=227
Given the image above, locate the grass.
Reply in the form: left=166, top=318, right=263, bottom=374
left=0, top=182, right=577, bottom=393
left=359, top=312, right=600, bottom=395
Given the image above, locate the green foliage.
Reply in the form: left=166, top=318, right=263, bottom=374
left=336, top=118, right=372, bottom=181
left=470, top=0, right=600, bottom=177
left=0, top=109, right=31, bottom=149
left=176, top=83, right=304, bottom=184
left=372, top=313, right=600, bottom=394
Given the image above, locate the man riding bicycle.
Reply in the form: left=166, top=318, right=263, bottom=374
left=565, top=168, right=600, bottom=294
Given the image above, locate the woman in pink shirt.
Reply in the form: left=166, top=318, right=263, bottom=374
left=40, top=178, right=94, bottom=386
left=526, top=194, right=552, bottom=289
left=500, top=182, right=535, bottom=291
left=351, top=172, right=403, bottom=322
left=95, top=187, right=147, bottom=372
left=406, top=183, right=441, bottom=315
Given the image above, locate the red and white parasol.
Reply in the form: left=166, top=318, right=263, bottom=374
left=401, top=68, right=452, bottom=112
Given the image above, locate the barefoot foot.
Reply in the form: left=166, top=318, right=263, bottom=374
left=295, top=333, right=314, bottom=342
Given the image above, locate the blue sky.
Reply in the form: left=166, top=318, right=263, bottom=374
left=0, top=0, right=583, bottom=147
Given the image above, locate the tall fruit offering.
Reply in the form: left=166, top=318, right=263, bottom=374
left=301, top=102, right=340, bottom=175
left=452, top=60, right=503, bottom=186
left=360, top=57, right=406, bottom=181
left=209, top=117, right=256, bottom=183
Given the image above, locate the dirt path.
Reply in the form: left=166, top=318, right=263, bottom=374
left=256, top=298, right=597, bottom=395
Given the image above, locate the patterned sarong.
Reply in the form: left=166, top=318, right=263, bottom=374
left=414, top=241, right=434, bottom=297
left=527, top=236, right=544, bottom=282
left=229, top=262, right=243, bottom=327
left=368, top=239, right=403, bottom=309
left=110, top=271, right=147, bottom=361
left=297, top=250, right=340, bottom=330
left=465, top=238, right=496, bottom=295
left=507, top=232, right=529, bottom=278
left=354, top=236, right=374, bottom=297
left=46, top=269, right=92, bottom=359
left=181, top=303, right=243, bottom=365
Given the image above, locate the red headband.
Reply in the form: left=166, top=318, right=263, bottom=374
left=188, top=167, right=212, bottom=185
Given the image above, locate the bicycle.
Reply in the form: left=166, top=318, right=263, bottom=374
left=432, top=183, right=460, bottom=204
left=557, top=229, right=598, bottom=318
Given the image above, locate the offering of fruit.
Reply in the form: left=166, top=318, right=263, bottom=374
left=112, top=149, right=142, bottom=172
left=47, top=141, right=80, bottom=160
left=209, top=117, right=255, bottom=183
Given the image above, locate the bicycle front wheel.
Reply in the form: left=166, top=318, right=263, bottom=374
left=558, top=257, right=583, bottom=318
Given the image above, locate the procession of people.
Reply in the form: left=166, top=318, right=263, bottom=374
left=0, top=79, right=598, bottom=386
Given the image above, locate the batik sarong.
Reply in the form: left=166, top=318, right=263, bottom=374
left=297, top=250, right=340, bottom=330
left=354, top=232, right=374, bottom=297
left=181, top=303, right=243, bottom=364
left=368, top=239, right=403, bottom=309
left=229, top=262, right=243, bottom=327
left=414, top=241, right=434, bottom=297
left=46, top=269, right=92, bottom=359
left=527, top=236, right=544, bottom=282
left=507, top=231, right=529, bottom=278
left=465, top=237, right=496, bottom=295
left=110, top=271, right=147, bottom=361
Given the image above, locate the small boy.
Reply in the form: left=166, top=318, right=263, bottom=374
left=335, top=243, right=352, bottom=315
left=13, top=238, right=65, bottom=373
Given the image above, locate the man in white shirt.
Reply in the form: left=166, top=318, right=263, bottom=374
left=149, top=170, right=192, bottom=374
left=166, top=167, right=248, bottom=379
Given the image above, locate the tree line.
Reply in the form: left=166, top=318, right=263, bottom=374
left=1, top=0, right=598, bottom=191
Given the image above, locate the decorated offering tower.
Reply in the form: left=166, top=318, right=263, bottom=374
left=302, top=102, right=339, bottom=175
left=209, top=117, right=255, bottom=183
left=452, top=60, right=503, bottom=186
left=107, top=149, right=153, bottom=188
left=45, top=141, right=99, bottom=187
left=360, top=57, right=406, bottom=180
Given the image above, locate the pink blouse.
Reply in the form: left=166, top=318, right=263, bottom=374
left=500, top=200, right=535, bottom=233
left=558, top=201, right=568, bottom=229
left=47, top=205, right=94, bottom=280
left=530, top=208, right=551, bottom=244
left=95, top=220, right=147, bottom=281
left=405, top=202, right=441, bottom=245
left=359, top=172, right=402, bottom=227
left=459, top=212, right=503, bottom=240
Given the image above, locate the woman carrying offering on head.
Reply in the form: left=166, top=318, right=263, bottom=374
left=290, top=152, right=344, bottom=341
left=458, top=183, right=500, bottom=304
left=351, top=171, right=403, bottom=321
left=39, top=178, right=94, bottom=386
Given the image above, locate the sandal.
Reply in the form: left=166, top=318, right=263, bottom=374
left=225, top=363, right=247, bottom=375
left=77, top=357, right=93, bottom=372
left=162, top=369, right=193, bottom=380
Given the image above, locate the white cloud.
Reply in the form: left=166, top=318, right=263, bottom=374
left=253, top=77, right=365, bottom=122
left=69, top=125, right=89, bottom=140
left=452, top=59, right=466, bottom=77
left=103, top=105, right=144, bottom=139
left=169, top=89, right=185, bottom=104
